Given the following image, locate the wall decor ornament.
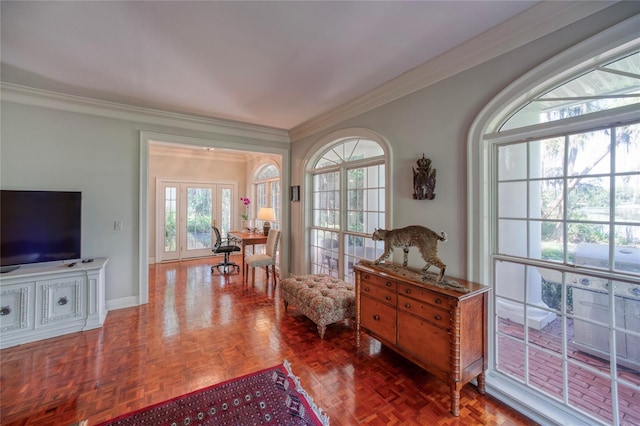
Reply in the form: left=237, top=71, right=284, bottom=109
left=413, top=154, right=437, bottom=200
left=290, top=185, right=300, bottom=202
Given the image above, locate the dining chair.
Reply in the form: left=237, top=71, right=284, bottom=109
left=245, top=229, right=281, bottom=286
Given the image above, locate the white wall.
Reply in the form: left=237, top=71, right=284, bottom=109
left=0, top=101, right=290, bottom=308
left=289, top=3, right=640, bottom=280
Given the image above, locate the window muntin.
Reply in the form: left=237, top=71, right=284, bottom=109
left=309, top=138, right=385, bottom=282
left=501, top=51, right=640, bottom=131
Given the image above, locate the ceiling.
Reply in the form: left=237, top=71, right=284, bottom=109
left=1, top=0, right=544, bottom=131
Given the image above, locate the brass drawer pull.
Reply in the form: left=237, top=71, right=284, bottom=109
left=434, top=314, right=441, bottom=321
left=385, top=295, right=391, bottom=300
left=364, top=274, right=370, bottom=279
left=405, top=288, right=411, bottom=294
left=364, top=287, right=370, bottom=292
left=386, top=281, right=392, bottom=287
left=373, top=315, right=380, bottom=321
left=404, top=303, right=411, bottom=308
left=434, top=298, right=442, bottom=304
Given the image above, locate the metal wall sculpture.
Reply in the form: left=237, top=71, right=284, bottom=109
left=413, top=154, right=437, bottom=200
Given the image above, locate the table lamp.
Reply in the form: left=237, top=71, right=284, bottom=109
left=257, top=207, right=276, bottom=236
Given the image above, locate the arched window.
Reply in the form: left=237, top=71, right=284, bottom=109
left=254, top=164, right=280, bottom=229
left=470, top=20, right=639, bottom=425
left=306, top=132, right=389, bottom=283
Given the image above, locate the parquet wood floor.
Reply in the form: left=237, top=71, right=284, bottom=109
left=0, top=258, right=535, bottom=425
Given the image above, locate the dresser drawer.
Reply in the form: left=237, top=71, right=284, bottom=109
left=398, top=294, right=450, bottom=330
left=361, top=281, right=396, bottom=305
left=361, top=272, right=397, bottom=292
left=361, top=295, right=396, bottom=343
left=398, top=310, right=450, bottom=372
left=398, top=283, right=451, bottom=308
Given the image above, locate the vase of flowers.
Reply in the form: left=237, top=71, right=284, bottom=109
left=240, top=197, right=251, bottom=230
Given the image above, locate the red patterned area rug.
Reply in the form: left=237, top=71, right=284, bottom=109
left=96, top=360, right=329, bottom=426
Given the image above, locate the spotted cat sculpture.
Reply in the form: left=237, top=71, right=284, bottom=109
left=372, top=225, right=447, bottom=282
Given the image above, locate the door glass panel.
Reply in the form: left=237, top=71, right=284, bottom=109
left=165, top=186, right=177, bottom=253
left=220, top=187, right=231, bottom=236
left=186, top=187, right=212, bottom=251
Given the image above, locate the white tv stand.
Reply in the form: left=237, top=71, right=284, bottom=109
left=0, top=258, right=108, bottom=349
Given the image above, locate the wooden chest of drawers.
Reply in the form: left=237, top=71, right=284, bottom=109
left=354, top=261, right=490, bottom=416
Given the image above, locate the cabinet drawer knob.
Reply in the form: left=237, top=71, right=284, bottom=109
left=364, top=287, right=370, bottom=292
left=405, top=289, right=411, bottom=294
left=385, top=295, right=391, bottom=301
left=386, top=281, right=392, bottom=287
left=404, top=303, right=411, bottom=308
left=373, top=315, right=380, bottom=321
left=0, top=306, right=11, bottom=316
left=57, top=296, right=68, bottom=306
left=364, top=274, right=370, bottom=279
left=434, top=314, right=441, bottom=321
left=434, top=298, right=442, bottom=304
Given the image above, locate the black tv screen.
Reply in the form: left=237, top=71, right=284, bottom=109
left=1, top=190, right=81, bottom=268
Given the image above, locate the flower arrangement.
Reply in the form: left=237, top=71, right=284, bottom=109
left=240, top=197, right=251, bottom=220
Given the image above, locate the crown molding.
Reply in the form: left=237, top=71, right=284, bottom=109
left=150, top=145, right=248, bottom=162
left=289, top=1, right=615, bottom=142
left=0, top=82, right=291, bottom=144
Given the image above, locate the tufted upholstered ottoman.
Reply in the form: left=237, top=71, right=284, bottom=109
left=280, top=274, right=355, bottom=339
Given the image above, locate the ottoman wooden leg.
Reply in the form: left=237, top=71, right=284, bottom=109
left=317, top=324, right=326, bottom=339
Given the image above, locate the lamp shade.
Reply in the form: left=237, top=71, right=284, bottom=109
left=256, top=207, right=276, bottom=222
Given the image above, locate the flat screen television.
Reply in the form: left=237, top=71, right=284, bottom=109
left=1, top=190, right=81, bottom=272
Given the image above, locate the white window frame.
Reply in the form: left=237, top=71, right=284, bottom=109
left=468, top=16, right=640, bottom=426
left=302, top=128, right=393, bottom=278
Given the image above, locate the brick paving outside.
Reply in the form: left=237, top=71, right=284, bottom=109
left=498, top=317, right=640, bottom=425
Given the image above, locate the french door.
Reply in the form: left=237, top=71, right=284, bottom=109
left=159, top=180, right=234, bottom=262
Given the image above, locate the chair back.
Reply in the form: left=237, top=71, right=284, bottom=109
left=265, top=229, right=281, bottom=260
left=212, top=227, right=223, bottom=250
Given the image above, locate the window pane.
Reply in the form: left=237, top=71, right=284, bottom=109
left=186, top=187, right=212, bottom=250
left=530, top=137, right=565, bottom=179
left=165, top=186, right=177, bottom=252
left=528, top=348, right=564, bottom=401
left=568, top=130, right=610, bottom=176
left=349, top=139, right=384, bottom=161
left=615, top=123, right=640, bottom=173
left=498, top=182, right=527, bottom=218
left=537, top=220, right=565, bottom=262
left=310, top=229, right=339, bottom=277
left=613, top=233, right=640, bottom=273
left=567, top=177, right=610, bottom=221
left=495, top=261, right=526, bottom=302
left=615, top=175, right=640, bottom=223
left=498, top=219, right=527, bottom=257
left=312, top=172, right=340, bottom=228
left=221, top=188, right=231, bottom=236
left=498, top=143, right=527, bottom=181
left=534, top=179, right=564, bottom=219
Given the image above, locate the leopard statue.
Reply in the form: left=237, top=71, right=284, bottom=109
left=372, top=225, right=447, bottom=281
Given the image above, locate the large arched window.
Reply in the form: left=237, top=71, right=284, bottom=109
left=305, top=131, right=389, bottom=283
left=470, top=19, right=639, bottom=426
left=254, top=164, right=280, bottom=229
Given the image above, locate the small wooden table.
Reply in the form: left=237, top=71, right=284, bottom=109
left=228, top=230, right=268, bottom=279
